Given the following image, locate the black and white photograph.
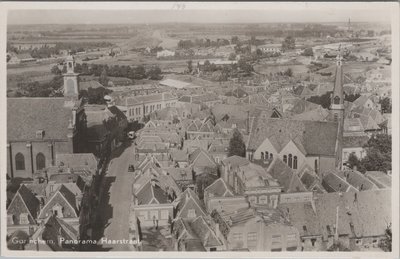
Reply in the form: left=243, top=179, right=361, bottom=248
left=1, top=2, right=398, bottom=257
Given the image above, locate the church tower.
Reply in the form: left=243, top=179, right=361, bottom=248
left=330, top=47, right=345, bottom=169
left=63, top=54, right=80, bottom=106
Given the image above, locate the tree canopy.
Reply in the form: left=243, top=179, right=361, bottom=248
left=355, top=134, right=392, bottom=173
left=281, top=36, right=296, bottom=51
left=228, top=128, right=246, bottom=157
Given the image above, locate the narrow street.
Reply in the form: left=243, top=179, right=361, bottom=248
left=96, top=143, right=135, bottom=251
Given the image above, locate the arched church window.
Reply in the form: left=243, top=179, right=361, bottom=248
left=270, top=153, right=273, bottom=159
left=293, top=156, right=298, bottom=169
left=261, top=152, right=264, bottom=160
left=15, top=153, right=25, bottom=170
left=314, top=159, right=318, bottom=173
left=283, top=155, right=287, bottom=164
left=265, top=151, right=269, bottom=160
left=288, top=154, right=293, bottom=168
left=36, top=153, right=46, bottom=170
left=334, top=96, right=340, bottom=105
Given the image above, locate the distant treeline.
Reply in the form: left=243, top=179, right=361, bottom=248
left=7, top=41, right=113, bottom=59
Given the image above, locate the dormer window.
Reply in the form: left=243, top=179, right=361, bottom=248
left=7, top=214, right=14, bottom=225
left=36, top=130, right=45, bottom=139
left=19, top=213, right=29, bottom=225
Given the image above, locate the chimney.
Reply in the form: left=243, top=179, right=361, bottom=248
left=310, top=197, right=317, bottom=214
left=246, top=111, right=250, bottom=135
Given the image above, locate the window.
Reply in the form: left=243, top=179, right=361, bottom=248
left=210, top=247, right=217, bottom=251
left=247, top=232, right=257, bottom=242
left=270, top=153, right=273, bottom=159
left=287, top=233, right=297, bottom=249
left=293, top=156, right=298, bottom=169
left=138, top=211, right=148, bottom=220
left=19, top=213, right=29, bottom=225
left=283, top=155, right=287, bottom=164
left=314, top=159, right=318, bottom=173
left=334, top=113, right=338, bottom=122
left=271, top=234, right=282, bottom=251
left=303, top=225, right=308, bottom=232
left=161, top=210, right=169, bottom=220
left=7, top=215, right=14, bottom=225
left=355, top=239, right=362, bottom=246
left=150, top=210, right=159, bottom=220
left=15, top=153, right=25, bottom=170
left=265, top=151, right=269, bottom=160
left=36, top=153, right=46, bottom=170
left=259, top=196, right=268, bottom=204
left=233, top=233, right=243, bottom=241
left=188, top=209, right=196, bottom=218
left=247, top=232, right=257, bottom=248
left=36, top=130, right=44, bottom=139
left=334, top=96, right=340, bottom=104
left=248, top=196, right=257, bottom=204
left=261, top=152, right=264, bottom=160
left=288, top=154, right=292, bottom=168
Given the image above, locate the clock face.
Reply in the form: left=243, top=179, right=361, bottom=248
left=66, top=78, right=75, bottom=95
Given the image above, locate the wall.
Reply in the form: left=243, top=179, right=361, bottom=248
left=134, top=204, right=174, bottom=227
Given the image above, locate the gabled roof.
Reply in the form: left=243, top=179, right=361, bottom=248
left=343, top=135, right=369, bottom=148
left=267, top=158, right=307, bottom=193
left=335, top=170, right=378, bottom=191
left=365, top=171, right=391, bottom=189
left=322, top=172, right=353, bottom=193
left=135, top=181, right=169, bottom=205
left=175, top=188, right=207, bottom=218
left=191, top=216, right=223, bottom=247
left=221, top=156, right=249, bottom=168
left=204, top=178, right=234, bottom=198
left=188, top=148, right=217, bottom=169
left=38, top=185, right=78, bottom=219
left=55, top=153, right=98, bottom=170
left=248, top=118, right=337, bottom=157
left=7, top=98, right=73, bottom=141
left=7, top=184, right=40, bottom=222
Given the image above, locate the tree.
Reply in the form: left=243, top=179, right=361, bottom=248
left=380, top=97, right=392, bottom=113
left=281, top=36, right=296, bottom=51
left=228, top=53, right=236, bottom=61
left=99, top=69, right=109, bottom=86
left=346, top=153, right=360, bottom=170
left=51, top=65, right=62, bottom=75
left=359, top=134, right=391, bottom=173
left=187, top=60, right=193, bottom=73
left=228, top=128, right=246, bottom=157
left=80, top=87, right=112, bottom=105
left=284, top=68, right=293, bottom=77
left=231, top=36, right=239, bottom=45
left=344, top=93, right=361, bottom=102
left=379, top=223, right=392, bottom=252
left=307, top=91, right=332, bottom=109
left=146, top=66, right=162, bottom=80
left=302, top=47, right=314, bottom=57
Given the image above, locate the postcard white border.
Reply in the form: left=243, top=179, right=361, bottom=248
left=0, top=2, right=398, bottom=258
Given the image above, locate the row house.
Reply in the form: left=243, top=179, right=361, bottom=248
left=113, top=92, right=178, bottom=122
left=221, top=156, right=282, bottom=208
left=278, top=189, right=391, bottom=251
left=211, top=206, right=300, bottom=251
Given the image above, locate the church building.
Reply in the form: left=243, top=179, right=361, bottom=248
left=246, top=50, right=346, bottom=177
left=7, top=55, right=87, bottom=179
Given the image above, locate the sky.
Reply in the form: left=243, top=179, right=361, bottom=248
left=6, top=2, right=393, bottom=25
